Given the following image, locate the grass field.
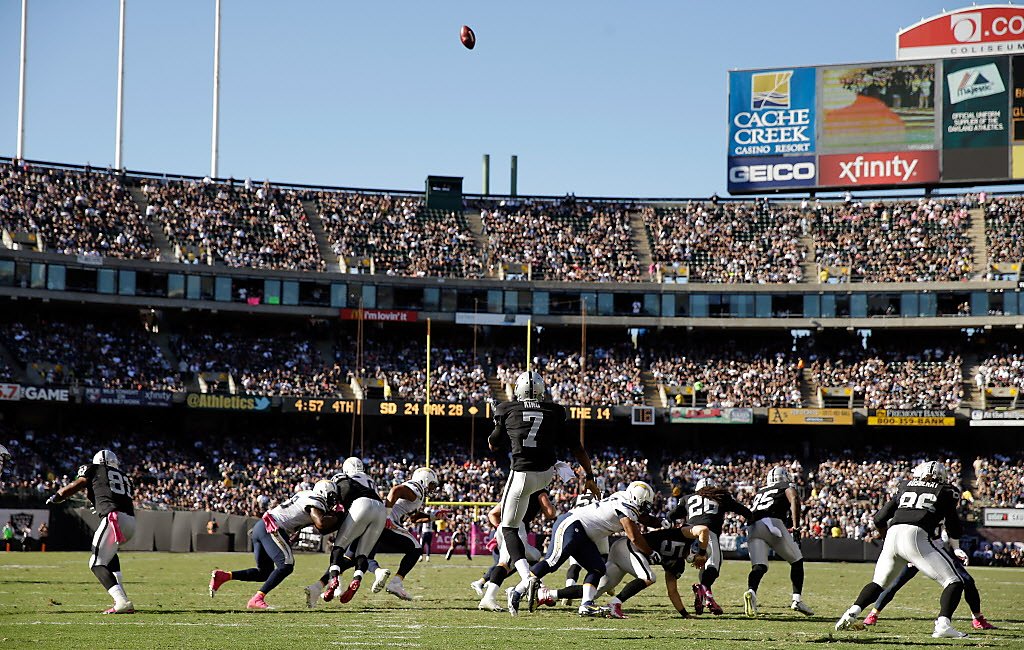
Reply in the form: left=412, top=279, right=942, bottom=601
left=1, top=552, right=1022, bottom=649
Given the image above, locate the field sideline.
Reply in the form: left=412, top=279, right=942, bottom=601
left=1, top=552, right=1022, bottom=649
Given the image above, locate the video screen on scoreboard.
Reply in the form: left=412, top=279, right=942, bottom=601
left=819, top=63, right=937, bottom=152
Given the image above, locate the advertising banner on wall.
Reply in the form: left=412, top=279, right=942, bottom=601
left=726, top=155, right=816, bottom=193
left=728, top=68, right=816, bottom=157
left=817, top=150, right=940, bottom=187
left=768, top=408, right=853, bottom=425
left=819, top=63, right=937, bottom=153
left=669, top=407, right=754, bottom=424
left=982, top=507, right=1024, bottom=527
left=83, top=389, right=174, bottom=408
left=867, top=409, right=956, bottom=426
left=898, top=7, right=1024, bottom=61
left=943, top=56, right=1010, bottom=180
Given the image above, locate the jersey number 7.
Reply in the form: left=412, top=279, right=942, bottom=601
left=522, top=411, right=544, bottom=448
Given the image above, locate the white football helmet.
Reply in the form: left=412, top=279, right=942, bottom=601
left=912, top=461, right=949, bottom=484
left=0, top=443, right=10, bottom=473
left=766, top=466, right=791, bottom=485
left=626, top=480, right=655, bottom=514
left=342, top=457, right=364, bottom=476
left=313, top=479, right=339, bottom=510
left=411, top=467, right=439, bottom=494
left=93, top=449, right=120, bottom=469
left=695, top=477, right=716, bottom=491
left=514, top=370, right=545, bottom=401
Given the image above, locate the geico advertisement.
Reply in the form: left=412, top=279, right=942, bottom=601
left=727, top=155, right=816, bottom=192
left=728, top=68, right=816, bottom=157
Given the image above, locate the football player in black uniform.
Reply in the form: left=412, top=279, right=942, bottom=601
left=446, top=525, right=472, bottom=561
left=836, top=461, right=971, bottom=638
left=488, top=370, right=599, bottom=596
left=743, top=466, right=814, bottom=617
left=0, top=443, right=10, bottom=475
left=46, top=450, right=137, bottom=614
left=669, top=476, right=753, bottom=615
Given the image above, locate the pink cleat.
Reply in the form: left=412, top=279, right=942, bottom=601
left=692, top=584, right=706, bottom=615
left=705, top=590, right=724, bottom=616
left=607, top=602, right=628, bottom=619
left=863, top=611, right=879, bottom=626
left=209, top=570, right=231, bottom=597
left=536, top=586, right=557, bottom=607
left=338, top=577, right=361, bottom=603
left=246, top=593, right=269, bottom=610
left=972, top=615, right=996, bottom=630
left=102, top=601, right=135, bottom=614
left=321, top=576, right=339, bottom=602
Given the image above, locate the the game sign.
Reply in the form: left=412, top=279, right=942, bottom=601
left=669, top=407, right=754, bottom=424
left=898, top=7, right=1024, bottom=60
left=20, top=386, right=70, bottom=402
left=768, top=408, right=853, bottom=425
left=185, top=393, right=271, bottom=411
left=728, top=68, right=816, bottom=157
left=818, top=151, right=940, bottom=187
left=0, top=383, right=20, bottom=401
left=867, top=409, right=956, bottom=426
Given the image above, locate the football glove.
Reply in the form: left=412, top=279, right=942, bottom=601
left=45, top=494, right=64, bottom=505
left=953, top=548, right=969, bottom=566
left=649, top=550, right=662, bottom=565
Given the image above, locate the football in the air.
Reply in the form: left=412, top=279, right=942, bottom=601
left=460, top=25, right=476, bottom=50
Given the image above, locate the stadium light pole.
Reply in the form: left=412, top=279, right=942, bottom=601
left=210, top=0, right=221, bottom=178
left=114, top=0, right=126, bottom=169
left=16, top=0, right=27, bottom=160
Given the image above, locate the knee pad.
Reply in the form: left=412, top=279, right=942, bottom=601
left=751, top=564, right=768, bottom=577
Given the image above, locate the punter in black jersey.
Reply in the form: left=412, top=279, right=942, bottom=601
left=473, top=488, right=556, bottom=611
left=317, top=457, right=386, bottom=604
left=836, top=461, right=972, bottom=639
left=489, top=370, right=598, bottom=598
left=46, top=450, right=137, bottom=614
left=669, top=477, right=753, bottom=615
left=536, top=524, right=711, bottom=619
left=743, top=465, right=814, bottom=618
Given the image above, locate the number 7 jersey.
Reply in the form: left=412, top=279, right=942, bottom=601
left=491, top=399, right=569, bottom=472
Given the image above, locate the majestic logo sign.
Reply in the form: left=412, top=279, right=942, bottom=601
left=898, top=6, right=1024, bottom=59
left=948, top=62, right=1006, bottom=103
left=818, top=151, right=940, bottom=187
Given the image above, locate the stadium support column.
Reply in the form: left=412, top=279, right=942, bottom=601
left=114, top=0, right=126, bottom=169
left=210, top=0, right=222, bottom=178
left=16, top=0, right=27, bottom=160
left=510, top=155, right=518, bottom=197
left=482, top=154, right=490, bottom=195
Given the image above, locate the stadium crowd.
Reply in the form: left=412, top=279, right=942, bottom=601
left=975, top=345, right=1024, bottom=390
left=643, top=200, right=806, bottom=283
left=143, top=179, right=323, bottom=271
left=984, top=195, right=1024, bottom=266
left=972, top=454, right=1024, bottom=509
left=649, top=346, right=802, bottom=408
left=811, top=197, right=974, bottom=282
left=0, top=161, right=157, bottom=261
left=315, top=191, right=484, bottom=278
left=477, top=197, right=641, bottom=282
left=494, top=344, right=646, bottom=406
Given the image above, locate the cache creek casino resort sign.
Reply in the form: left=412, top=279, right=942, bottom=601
left=727, top=5, right=1024, bottom=194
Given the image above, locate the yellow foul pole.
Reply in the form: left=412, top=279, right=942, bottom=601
left=526, top=317, right=532, bottom=371
left=425, top=317, right=431, bottom=467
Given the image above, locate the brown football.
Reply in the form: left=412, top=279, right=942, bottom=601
left=460, top=25, right=476, bottom=50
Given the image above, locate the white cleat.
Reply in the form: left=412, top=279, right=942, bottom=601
left=385, top=576, right=413, bottom=601
left=933, top=618, right=968, bottom=639
left=835, top=609, right=864, bottom=631
left=506, top=587, right=523, bottom=617
left=372, top=568, right=391, bottom=593
left=478, top=597, right=504, bottom=612
left=791, top=600, right=814, bottom=616
left=743, top=589, right=758, bottom=617
left=304, top=583, right=322, bottom=609
left=470, top=578, right=485, bottom=597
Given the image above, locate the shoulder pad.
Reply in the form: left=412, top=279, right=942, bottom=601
left=77, top=464, right=91, bottom=479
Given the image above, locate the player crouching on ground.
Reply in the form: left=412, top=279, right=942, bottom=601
left=537, top=523, right=711, bottom=619
left=210, top=480, right=340, bottom=609
left=46, top=450, right=137, bottom=614
left=514, top=481, right=658, bottom=617
left=835, top=461, right=972, bottom=638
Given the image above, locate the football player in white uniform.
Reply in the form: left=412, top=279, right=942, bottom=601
left=210, top=480, right=339, bottom=609
left=362, top=467, right=440, bottom=601
left=743, top=466, right=814, bottom=617
left=836, top=461, right=974, bottom=638
left=512, top=481, right=658, bottom=617
left=0, top=443, right=10, bottom=475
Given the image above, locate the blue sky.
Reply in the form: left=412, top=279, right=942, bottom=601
left=0, top=1, right=957, bottom=196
